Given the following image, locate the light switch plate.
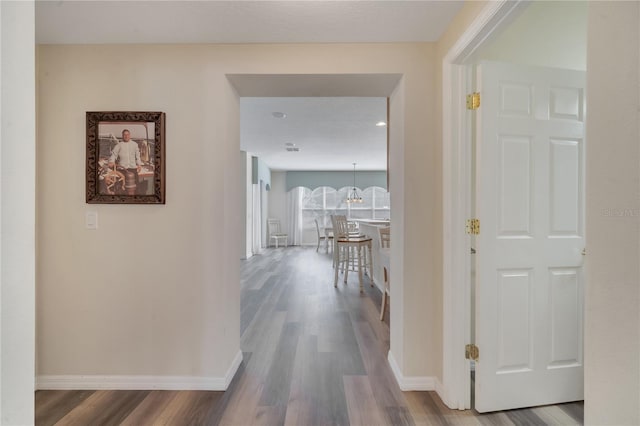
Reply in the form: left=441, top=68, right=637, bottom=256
left=85, top=211, right=98, bottom=229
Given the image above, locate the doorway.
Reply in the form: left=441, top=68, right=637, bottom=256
left=442, top=0, right=588, bottom=412
left=239, top=96, right=390, bottom=256
left=229, top=71, right=404, bottom=365
left=229, top=73, right=401, bottom=256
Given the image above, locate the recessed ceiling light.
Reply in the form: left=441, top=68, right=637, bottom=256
left=376, top=121, right=387, bottom=127
left=272, top=112, right=287, bottom=119
left=284, top=142, right=299, bottom=152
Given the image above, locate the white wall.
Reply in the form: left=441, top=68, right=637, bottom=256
left=585, top=2, right=640, bottom=424
left=241, top=151, right=252, bottom=259
left=36, top=43, right=440, bottom=387
left=1, top=1, right=36, bottom=423
left=475, top=1, right=587, bottom=71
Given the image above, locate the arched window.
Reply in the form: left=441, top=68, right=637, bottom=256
left=293, top=185, right=390, bottom=245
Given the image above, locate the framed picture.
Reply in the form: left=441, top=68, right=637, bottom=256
left=86, top=111, right=165, bottom=204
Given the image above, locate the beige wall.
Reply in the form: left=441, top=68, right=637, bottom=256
left=37, top=45, right=242, bottom=380
left=36, top=43, right=440, bottom=382
left=585, top=2, right=640, bottom=424
left=406, top=43, right=439, bottom=377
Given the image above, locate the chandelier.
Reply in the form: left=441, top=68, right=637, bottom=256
left=346, top=162, right=363, bottom=203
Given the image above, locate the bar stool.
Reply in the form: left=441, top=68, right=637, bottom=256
left=331, top=215, right=373, bottom=293
left=331, top=215, right=351, bottom=268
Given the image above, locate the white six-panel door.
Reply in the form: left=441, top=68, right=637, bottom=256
left=475, top=61, right=585, bottom=413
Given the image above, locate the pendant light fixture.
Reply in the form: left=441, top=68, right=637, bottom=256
left=346, top=162, right=363, bottom=203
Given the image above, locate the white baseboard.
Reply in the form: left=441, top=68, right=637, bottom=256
left=37, top=350, right=243, bottom=391
left=225, top=350, right=244, bottom=387
left=435, top=378, right=448, bottom=405
left=387, top=350, right=442, bottom=392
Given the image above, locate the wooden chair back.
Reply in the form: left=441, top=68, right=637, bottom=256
left=331, top=215, right=349, bottom=239
left=379, top=226, right=390, bottom=248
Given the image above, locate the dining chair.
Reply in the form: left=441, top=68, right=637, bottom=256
left=267, top=218, right=288, bottom=248
left=379, top=226, right=390, bottom=249
left=331, top=214, right=348, bottom=269
left=332, top=215, right=349, bottom=239
left=378, top=226, right=391, bottom=321
left=314, top=218, right=333, bottom=253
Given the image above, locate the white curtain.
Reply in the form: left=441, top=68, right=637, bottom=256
left=286, top=187, right=304, bottom=245
left=260, top=181, right=268, bottom=248
left=252, top=184, right=262, bottom=254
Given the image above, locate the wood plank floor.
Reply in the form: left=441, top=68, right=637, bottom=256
left=36, top=246, right=583, bottom=425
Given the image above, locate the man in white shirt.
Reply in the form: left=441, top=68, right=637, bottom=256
left=109, top=129, right=143, bottom=194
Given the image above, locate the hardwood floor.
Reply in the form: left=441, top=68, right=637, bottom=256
left=36, top=246, right=583, bottom=425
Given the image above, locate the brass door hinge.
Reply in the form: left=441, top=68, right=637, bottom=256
left=465, top=344, right=479, bottom=361
left=466, top=92, right=480, bottom=110
left=466, top=219, right=480, bottom=235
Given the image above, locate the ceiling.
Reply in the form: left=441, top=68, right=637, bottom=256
left=241, top=97, right=388, bottom=171
left=35, top=1, right=464, bottom=45
left=35, top=1, right=465, bottom=171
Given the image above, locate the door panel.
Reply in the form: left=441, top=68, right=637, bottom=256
left=549, top=268, right=581, bottom=368
left=475, top=61, right=585, bottom=412
left=496, top=269, right=533, bottom=373
left=549, top=139, right=582, bottom=236
left=498, top=135, right=532, bottom=236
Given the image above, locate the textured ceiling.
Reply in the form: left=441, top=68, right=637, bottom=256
left=233, top=74, right=399, bottom=171
left=35, top=1, right=464, bottom=44
left=241, top=97, right=388, bottom=171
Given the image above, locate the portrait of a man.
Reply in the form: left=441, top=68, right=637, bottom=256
left=86, top=111, right=165, bottom=204
left=97, top=123, right=156, bottom=196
